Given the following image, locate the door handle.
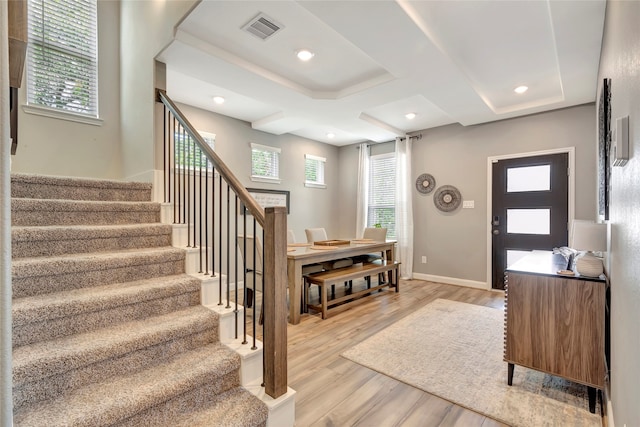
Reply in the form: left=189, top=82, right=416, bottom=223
left=493, top=229, right=500, bottom=235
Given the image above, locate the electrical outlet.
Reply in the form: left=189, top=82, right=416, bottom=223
left=421, top=256, right=427, bottom=264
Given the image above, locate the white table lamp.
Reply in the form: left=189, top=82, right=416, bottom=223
left=570, top=220, right=607, bottom=277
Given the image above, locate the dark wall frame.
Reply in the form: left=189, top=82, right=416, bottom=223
left=598, top=78, right=611, bottom=220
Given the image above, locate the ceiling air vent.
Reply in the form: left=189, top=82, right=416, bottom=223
left=243, top=13, right=283, bottom=40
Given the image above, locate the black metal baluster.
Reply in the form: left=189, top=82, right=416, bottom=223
left=181, top=126, right=186, bottom=225
left=218, top=174, right=223, bottom=305
left=234, top=193, right=239, bottom=340
left=173, top=117, right=178, bottom=224
left=186, top=133, right=191, bottom=247
left=226, top=183, right=231, bottom=309
left=163, top=105, right=167, bottom=203
left=211, top=168, right=216, bottom=277
left=242, top=213, right=247, bottom=345
left=262, top=227, right=265, bottom=344
left=198, top=148, right=203, bottom=273
left=192, top=138, right=197, bottom=250
left=205, top=162, right=209, bottom=274
left=252, top=219, right=257, bottom=350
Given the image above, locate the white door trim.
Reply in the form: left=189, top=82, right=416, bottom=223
left=486, top=147, right=575, bottom=289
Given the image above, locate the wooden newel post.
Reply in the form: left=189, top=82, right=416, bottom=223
left=262, top=206, right=288, bottom=398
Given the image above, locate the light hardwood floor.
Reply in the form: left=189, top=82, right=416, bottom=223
left=245, top=278, right=509, bottom=426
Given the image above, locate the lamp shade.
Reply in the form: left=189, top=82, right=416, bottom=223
left=570, top=220, right=607, bottom=252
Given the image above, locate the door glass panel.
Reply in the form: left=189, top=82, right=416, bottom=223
left=507, top=209, right=550, bottom=234
left=507, top=165, right=550, bottom=192
left=506, top=249, right=531, bottom=267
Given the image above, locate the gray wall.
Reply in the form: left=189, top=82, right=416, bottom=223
left=176, top=103, right=341, bottom=242
left=598, top=1, right=640, bottom=425
left=12, top=1, right=122, bottom=179
left=339, top=104, right=598, bottom=285
left=120, top=0, right=197, bottom=182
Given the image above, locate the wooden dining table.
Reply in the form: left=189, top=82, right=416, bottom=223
left=286, top=240, right=396, bottom=324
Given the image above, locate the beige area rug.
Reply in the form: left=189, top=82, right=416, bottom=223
left=341, top=298, right=601, bottom=427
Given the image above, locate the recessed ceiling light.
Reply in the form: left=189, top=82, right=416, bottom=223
left=405, top=112, right=416, bottom=120
left=213, top=96, right=225, bottom=104
left=296, top=49, right=315, bottom=61
left=514, top=86, right=528, bottom=94
left=326, top=132, right=335, bottom=139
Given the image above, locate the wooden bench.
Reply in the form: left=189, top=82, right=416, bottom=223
left=304, top=260, right=400, bottom=319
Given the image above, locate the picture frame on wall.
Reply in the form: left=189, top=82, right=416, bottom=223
left=241, top=188, right=290, bottom=214
left=598, top=78, right=611, bottom=220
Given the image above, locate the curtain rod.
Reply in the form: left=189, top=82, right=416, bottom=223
left=356, top=133, right=423, bottom=148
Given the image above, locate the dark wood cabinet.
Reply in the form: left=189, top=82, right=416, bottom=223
left=504, top=251, right=607, bottom=412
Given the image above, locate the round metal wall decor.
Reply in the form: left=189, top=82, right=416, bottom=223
left=434, top=185, right=462, bottom=212
left=415, top=173, right=436, bottom=194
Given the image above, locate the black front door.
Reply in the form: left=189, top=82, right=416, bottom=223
left=491, top=153, right=569, bottom=289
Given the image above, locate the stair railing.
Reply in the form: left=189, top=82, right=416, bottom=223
left=156, top=89, right=288, bottom=399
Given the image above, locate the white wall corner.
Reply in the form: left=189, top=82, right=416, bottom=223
left=124, top=169, right=156, bottom=185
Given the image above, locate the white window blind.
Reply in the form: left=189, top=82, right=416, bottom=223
left=305, top=154, right=326, bottom=188
left=368, top=153, right=396, bottom=238
left=174, top=130, right=216, bottom=170
left=251, top=143, right=280, bottom=182
left=26, top=0, right=98, bottom=117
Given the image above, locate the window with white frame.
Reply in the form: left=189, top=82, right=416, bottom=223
left=251, top=143, right=280, bottom=182
left=26, top=0, right=98, bottom=118
left=174, top=130, right=216, bottom=170
left=368, top=152, right=396, bottom=238
left=305, top=154, right=326, bottom=188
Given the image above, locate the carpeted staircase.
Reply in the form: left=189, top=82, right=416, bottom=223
left=10, top=173, right=269, bottom=426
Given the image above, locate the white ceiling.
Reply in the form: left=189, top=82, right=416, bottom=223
left=157, top=0, right=606, bottom=147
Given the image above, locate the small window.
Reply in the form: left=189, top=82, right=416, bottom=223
left=26, top=0, right=99, bottom=119
left=305, top=154, right=326, bottom=188
left=507, top=209, right=550, bottom=235
left=174, top=130, right=215, bottom=170
left=251, top=143, right=280, bottom=183
left=507, top=165, right=551, bottom=192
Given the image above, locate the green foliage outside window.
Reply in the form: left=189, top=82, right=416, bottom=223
left=174, top=131, right=215, bottom=169
left=27, top=0, right=98, bottom=116
left=251, top=145, right=280, bottom=180
left=305, top=158, right=318, bottom=182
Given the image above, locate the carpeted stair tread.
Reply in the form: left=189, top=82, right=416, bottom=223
left=12, top=223, right=173, bottom=258
left=13, top=343, right=242, bottom=427
left=12, top=275, right=202, bottom=346
left=11, top=173, right=152, bottom=202
left=13, top=305, right=218, bottom=386
left=173, top=387, right=269, bottom=427
left=11, top=198, right=160, bottom=226
left=11, top=198, right=159, bottom=213
left=12, top=247, right=186, bottom=298
left=13, top=274, right=201, bottom=326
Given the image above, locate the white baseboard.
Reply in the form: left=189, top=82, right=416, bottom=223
left=605, top=385, right=615, bottom=427
left=412, top=273, right=489, bottom=290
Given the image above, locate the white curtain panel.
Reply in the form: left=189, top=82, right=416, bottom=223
left=355, top=142, right=369, bottom=238
left=395, top=136, right=414, bottom=279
